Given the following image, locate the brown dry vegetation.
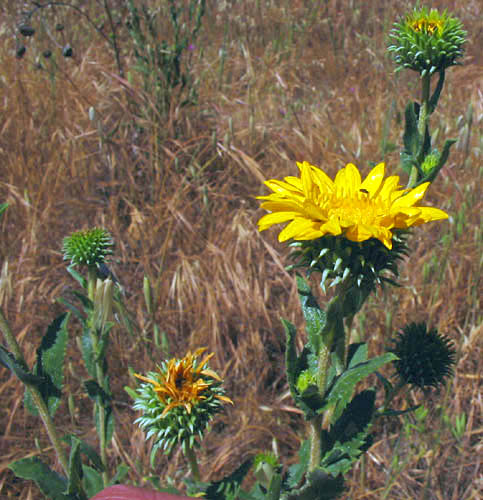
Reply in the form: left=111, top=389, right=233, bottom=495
left=0, top=0, right=481, bottom=498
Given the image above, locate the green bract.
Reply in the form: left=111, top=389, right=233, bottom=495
left=62, top=228, right=114, bottom=267
left=392, top=322, right=456, bottom=389
left=388, top=7, right=466, bottom=75
left=288, top=231, right=409, bottom=294
left=133, top=374, right=227, bottom=457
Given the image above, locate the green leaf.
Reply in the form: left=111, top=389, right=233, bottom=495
left=379, top=405, right=420, bottom=417
left=81, top=465, right=104, bottom=498
left=84, top=379, right=110, bottom=406
left=62, top=435, right=104, bottom=472
left=330, top=390, right=375, bottom=443
left=0, top=202, right=8, bottom=217
left=403, top=102, right=420, bottom=159
left=286, top=440, right=310, bottom=488
left=0, top=346, right=43, bottom=385
left=8, top=457, right=69, bottom=500
left=67, top=437, right=86, bottom=498
left=283, top=319, right=317, bottom=419
left=57, top=297, right=86, bottom=324
left=323, top=353, right=397, bottom=422
left=203, top=459, right=252, bottom=500
left=25, top=314, right=69, bottom=416
left=81, top=329, right=96, bottom=378
left=95, top=403, right=114, bottom=446
left=296, top=275, right=326, bottom=355
left=282, top=468, right=345, bottom=500
left=347, top=343, right=367, bottom=369
left=321, top=429, right=371, bottom=476
left=71, top=291, right=93, bottom=313
left=428, top=69, right=445, bottom=114
left=108, top=462, right=129, bottom=485
left=266, top=472, right=283, bottom=500
left=66, top=266, right=87, bottom=289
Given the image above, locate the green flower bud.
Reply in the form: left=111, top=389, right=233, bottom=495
left=421, top=152, right=440, bottom=175
left=388, top=7, right=467, bottom=75
left=392, top=322, right=456, bottom=389
left=133, top=348, right=232, bottom=458
left=62, top=228, right=114, bottom=267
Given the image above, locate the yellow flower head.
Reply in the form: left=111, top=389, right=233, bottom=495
left=257, top=162, right=448, bottom=250
left=134, top=347, right=232, bottom=417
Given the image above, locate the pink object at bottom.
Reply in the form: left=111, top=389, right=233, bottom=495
left=90, top=485, right=194, bottom=500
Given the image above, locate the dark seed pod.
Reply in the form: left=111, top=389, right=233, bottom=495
left=19, top=25, right=35, bottom=37
left=55, top=23, right=64, bottom=31
left=43, top=49, right=52, bottom=58
left=62, top=44, right=73, bottom=57
left=16, top=45, right=26, bottom=59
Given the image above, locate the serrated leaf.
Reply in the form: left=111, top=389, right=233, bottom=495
left=204, top=459, right=252, bottom=500
left=282, top=468, right=345, bottom=500
left=8, top=457, right=69, bottom=500
left=81, top=465, right=104, bottom=498
left=24, top=314, right=69, bottom=417
left=296, top=275, right=326, bottom=355
left=324, top=353, right=397, bottom=422
left=330, top=390, right=375, bottom=444
left=38, top=313, right=69, bottom=415
left=321, top=429, right=370, bottom=476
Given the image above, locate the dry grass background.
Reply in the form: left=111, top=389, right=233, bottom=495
left=0, top=0, right=481, bottom=498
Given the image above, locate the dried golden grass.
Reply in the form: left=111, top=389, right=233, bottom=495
left=0, top=0, right=481, bottom=498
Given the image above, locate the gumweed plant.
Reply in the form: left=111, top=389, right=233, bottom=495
left=0, top=5, right=464, bottom=500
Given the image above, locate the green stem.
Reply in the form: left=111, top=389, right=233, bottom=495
left=87, top=267, right=97, bottom=302
left=0, top=308, right=70, bottom=475
left=408, top=73, right=431, bottom=189
left=309, top=297, right=339, bottom=471
left=86, top=267, right=109, bottom=485
left=185, top=445, right=201, bottom=482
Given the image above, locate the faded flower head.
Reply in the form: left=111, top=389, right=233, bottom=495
left=62, top=228, right=114, bottom=267
left=257, top=162, right=448, bottom=250
left=392, top=322, right=456, bottom=389
left=133, top=348, right=232, bottom=456
left=388, top=7, right=466, bottom=75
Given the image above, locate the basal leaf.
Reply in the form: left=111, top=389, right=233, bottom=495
left=8, top=457, right=68, bottom=500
